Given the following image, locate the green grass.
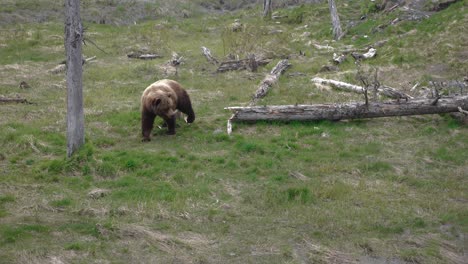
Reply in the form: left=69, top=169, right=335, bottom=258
left=0, top=0, right=467, bottom=263
left=1, top=224, right=50, bottom=245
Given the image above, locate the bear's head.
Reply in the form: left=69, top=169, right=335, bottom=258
left=147, top=90, right=177, bottom=118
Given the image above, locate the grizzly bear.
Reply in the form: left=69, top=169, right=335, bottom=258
left=141, top=79, right=195, bottom=141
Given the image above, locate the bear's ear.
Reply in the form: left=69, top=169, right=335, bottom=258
left=154, top=98, right=161, bottom=106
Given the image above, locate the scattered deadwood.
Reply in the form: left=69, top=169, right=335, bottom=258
left=332, top=53, right=346, bottom=64
left=49, top=56, right=96, bottom=74
left=84, top=56, right=97, bottom=64
left=201, top=46, right=219, bottom=65
left=250, top=59, right=291, bottom=105
left=127, top=51, right=162, bottom=60
left=159, top=52, right=183, bottom=77
left=384, top=3, right=399, bottom=13
left=217, top=57, right=271, bottom=73
left=0, top=96, right=32, bottom=104
left=311, top=77, right=412, bottom=100
left=169, top=52, right=183, bottom=66
left=331, top=47, right=378, bottom=64
left=313, top=43, right=334, bottom=51
left=312, top=77, right=364, bottom=93
left=49, top=64, right=67, bottom=74
left=230, top=19, right=244, bottom=32
left=226, top=95, right=468, bottom=123
left=351, top=48, right=377, bottom=60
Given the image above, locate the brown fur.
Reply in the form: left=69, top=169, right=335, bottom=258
left=141, top=79, right=195, bottom=141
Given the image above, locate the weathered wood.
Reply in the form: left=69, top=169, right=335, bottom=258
left=250, top=59, right=291, bottom=105
left=49, top=64, right=67, bottom=74
left=0, top=97, right=31, bottom=104
left=311, top=77, right=413, bottom=100
left=333, top=53, right=346, bottom=64
left=351, top=48, right=377, bottom=60
left=201, top=46, right=219, bottom=65
left=312, top=77, right=364, bottom=93
left=84, top=56, right=96, bottom=63
left=458, top=106, right=468, bottom=115
left=49, top=56, right=95, bottom=74
left=328, top=0, right=343, bottom=40
left=127, top=52, right=162, bottom=60
left=140, top=54, right=161, bottom=60
left=169, top=52, right=183, bottom=66
left=65, top=0, right=85, bottom=158
left=263, top=0, right=272, bottom=18
left=226, top=96, right=468, bottom=122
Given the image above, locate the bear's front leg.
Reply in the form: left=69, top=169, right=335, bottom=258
left=164, top=115, right=176, bottom=135
left=142, top=111, right=156, bottom=141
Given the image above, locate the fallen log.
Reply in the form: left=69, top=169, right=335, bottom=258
left=225, top=95, right=468, bottom=122
left=351, top=48, right=377, bottom=60
left=312, top=77, right=364, bottom=93
left=250, top=59, right=291, bottom=105
left=49, top=56, right=97, bottom=74
left=0, top=96, right=32, bottom=104
left=311, top=77, right=413, bottom=100
left=127, top=52, right=162, bottom=60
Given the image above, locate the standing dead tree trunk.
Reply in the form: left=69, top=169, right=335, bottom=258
left=250, top=59, right=291, bottom=105
left=263, top=0, right=272, bottom=19
left=225, top=96, right=468, bottom=122
left=65, top=0, right=85, bottom=158
left=328, top=0, right=343, bottom=40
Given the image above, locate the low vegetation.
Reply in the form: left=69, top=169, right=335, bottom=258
left=0, top=0, right=467, bottom=263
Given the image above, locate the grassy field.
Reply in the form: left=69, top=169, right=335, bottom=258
left=0, top=0, right=467, bottom=263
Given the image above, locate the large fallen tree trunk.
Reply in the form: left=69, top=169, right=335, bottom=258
left=226, top=95, right=468, bottom=122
